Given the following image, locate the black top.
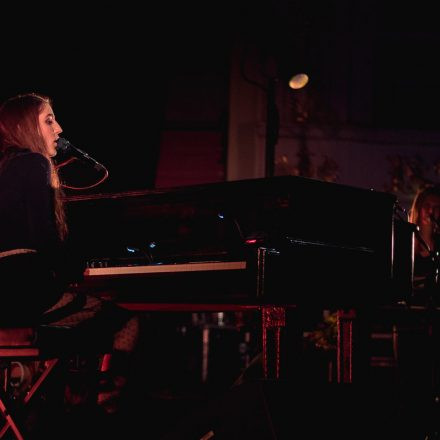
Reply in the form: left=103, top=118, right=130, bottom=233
left=0, top=148, right=69, bottom=323
left=0, top=148, right=60, bottom=255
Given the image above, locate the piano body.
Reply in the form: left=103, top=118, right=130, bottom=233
left=65, top=175, right=409, bottom=308
left=65, top=176, right=413, bottom=381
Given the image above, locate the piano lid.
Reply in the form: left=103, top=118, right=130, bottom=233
left=64, top=175, right=397, bottom=270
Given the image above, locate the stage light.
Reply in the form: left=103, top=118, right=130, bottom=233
left=288, top=73, right=309, bottom=89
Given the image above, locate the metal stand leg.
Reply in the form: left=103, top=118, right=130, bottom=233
left=261, top=306, right=286, bottom=379
left=336, top=309, right=355, bottom=383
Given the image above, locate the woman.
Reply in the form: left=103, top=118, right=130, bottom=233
left=0, top=92, right=139, bottom=414
left=409, top=184, right=440, bottom=294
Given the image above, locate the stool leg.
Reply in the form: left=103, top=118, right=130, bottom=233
left=24, top=359, right=58, bottom=404
left=0, top=405, right=24, bottom=440
left=0, top=358, right=60, bottom=439
left=0, top=377, right=25, bottom=440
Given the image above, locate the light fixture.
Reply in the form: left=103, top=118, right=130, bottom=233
left=288, top=73, right=309, bottom=90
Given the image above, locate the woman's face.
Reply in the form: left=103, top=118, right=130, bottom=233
left=38, top=102, right=62, bottom=157
left=419, top=194, right=440, bottom=229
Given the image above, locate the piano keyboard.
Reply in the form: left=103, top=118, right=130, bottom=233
left=84, top=260, right=247, bottom=277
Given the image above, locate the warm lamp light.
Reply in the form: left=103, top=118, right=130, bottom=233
left=288, top=73, right=309, bottom=89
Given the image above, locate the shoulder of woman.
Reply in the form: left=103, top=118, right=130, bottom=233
left=10, top=150, right=50, bottom=168
left=5, top=151, right=51, bottom=184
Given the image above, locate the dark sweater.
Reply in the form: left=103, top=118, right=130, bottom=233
left=0, top=148, right=60, bottom=255
left=0, top=148, right=67, bottom=321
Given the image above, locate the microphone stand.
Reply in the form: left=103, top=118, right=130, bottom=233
left=411, top=222, right=440, bottom=305
left=394, top=206, right=440, bottom=437
left=55, top=138, right=109, bottom=190
left=423, top=216, right=440, bottom=306
left=413, top=226, right=440, bottom=438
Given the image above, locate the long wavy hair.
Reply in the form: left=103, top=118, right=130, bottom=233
left=0, top=93, right=67, bottom=240
left=409, top=184, right=440, bottom=225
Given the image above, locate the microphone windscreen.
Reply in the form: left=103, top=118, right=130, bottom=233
left=56, top=137, right=71, bottom=153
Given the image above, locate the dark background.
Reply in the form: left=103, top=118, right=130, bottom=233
left=2, top=1, right=238, bottom=190
left=2, top=0, right=440, bottom=192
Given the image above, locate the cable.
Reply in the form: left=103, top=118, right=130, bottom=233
left=56, top=157, right=109, bottom=190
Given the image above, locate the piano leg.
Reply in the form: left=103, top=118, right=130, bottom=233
left=261, top=306, right=286, bottom=379
left=336, top=309, right=356, bottom=383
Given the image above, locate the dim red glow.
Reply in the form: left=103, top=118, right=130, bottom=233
left=245, top=239, right=257, bottom=244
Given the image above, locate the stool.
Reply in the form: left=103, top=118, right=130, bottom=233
left=0, top=327, right=61, bottom=439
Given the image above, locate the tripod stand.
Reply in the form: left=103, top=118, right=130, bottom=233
left=412, top=234, right=440, bottom=439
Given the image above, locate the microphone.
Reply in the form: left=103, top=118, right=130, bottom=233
left=56, top=137, right=105, bottom=171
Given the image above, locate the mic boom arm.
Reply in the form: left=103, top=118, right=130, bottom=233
left=56, top=137, right=105, bottom=172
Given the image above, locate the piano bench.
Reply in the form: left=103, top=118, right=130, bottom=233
left=0, top=325, right=107, bottom=440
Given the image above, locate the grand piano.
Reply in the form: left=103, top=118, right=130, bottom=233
left=65, top=175, right=414, bottom=381
left=65, top=175, right=411, bottom=308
